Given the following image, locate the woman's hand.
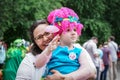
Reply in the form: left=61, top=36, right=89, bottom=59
left=45, top=70, right=74, bottom=80
left=45, top=70, right=64, bottom=80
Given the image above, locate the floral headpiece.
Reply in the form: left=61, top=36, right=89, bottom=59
left=47, top=7, right=83, bottom=36
left=55, top=16, right=79, bottom=22
left=54, top=16, right=80, bottom=26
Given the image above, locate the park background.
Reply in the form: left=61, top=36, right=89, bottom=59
left=0, top=0, right=120, bottom=47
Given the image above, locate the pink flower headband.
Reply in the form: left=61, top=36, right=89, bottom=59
left=46, top=7, right=83, bottom=36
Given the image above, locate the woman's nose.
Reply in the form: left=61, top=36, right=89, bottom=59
left=43, top=36, right=48, bottom=41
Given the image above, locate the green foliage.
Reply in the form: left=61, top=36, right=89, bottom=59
left=61, top=0, right=106, bottom=19
left=0, top=0, right=62, bottom=46
left=61, top=0, right=119, bottom=44
left=0, top=0, right=120, bottom=46
left=80, top=19, right=111, bottom=44
left=35, top=0, right=62, bottom=19
left=103, top=0, right=120, bottom=44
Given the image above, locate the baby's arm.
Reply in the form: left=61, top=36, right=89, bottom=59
left=34, top=35, right=60, bottom=68
left=34, top=48, right=52, bottom=68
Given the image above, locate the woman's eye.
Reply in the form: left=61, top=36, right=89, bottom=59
left=44, top=32, right=50, bottom=36
left=37, top=35, right=43, bottom=39
left=34, top=35, right=43, bottom=40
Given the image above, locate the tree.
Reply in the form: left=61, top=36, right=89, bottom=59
left=104, top=0, right=120, bottom=44
left=61, top=0, right=120, bottom=44
left=0, top=0, right=62, bottom=46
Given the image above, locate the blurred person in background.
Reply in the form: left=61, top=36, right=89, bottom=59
left=2, top=39, right=27, bottom=80
left=0, top=40, right=6, bottom=69
left=100, top=42, right=112, bottom=80
left=108, top=36, right=118, bottom=80
left=83, top=37, right=99, bottom=80
left=0, top=40, right=6, bottom=80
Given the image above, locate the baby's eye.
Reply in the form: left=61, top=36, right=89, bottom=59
left=74, top=28, right=77, bottom=31
left=66, top=28, right=70, bottom=32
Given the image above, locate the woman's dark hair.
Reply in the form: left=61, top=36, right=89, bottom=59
left=30, top=19, right=49, bottom=55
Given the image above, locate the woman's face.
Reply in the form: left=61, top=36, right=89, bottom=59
left=33, top=24, right=54, bottom=50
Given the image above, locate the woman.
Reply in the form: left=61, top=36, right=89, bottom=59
left=16, top=19, right=56, bottom=80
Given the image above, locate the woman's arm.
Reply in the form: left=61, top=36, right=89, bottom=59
left=63, top=48, right=96, bottom=80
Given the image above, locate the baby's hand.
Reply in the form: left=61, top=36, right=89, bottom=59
left=47, top=35, right=60, bottom=53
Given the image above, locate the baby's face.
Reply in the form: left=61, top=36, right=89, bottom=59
left=60, top=27, right=78, bottom=45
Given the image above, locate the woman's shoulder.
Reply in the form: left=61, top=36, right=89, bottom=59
left=25, top=52, right=34, bottom=57
left=22, top=52, right=36, bottom=63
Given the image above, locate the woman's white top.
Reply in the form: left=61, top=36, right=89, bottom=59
left=16, top=52, right=45, bottom=80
